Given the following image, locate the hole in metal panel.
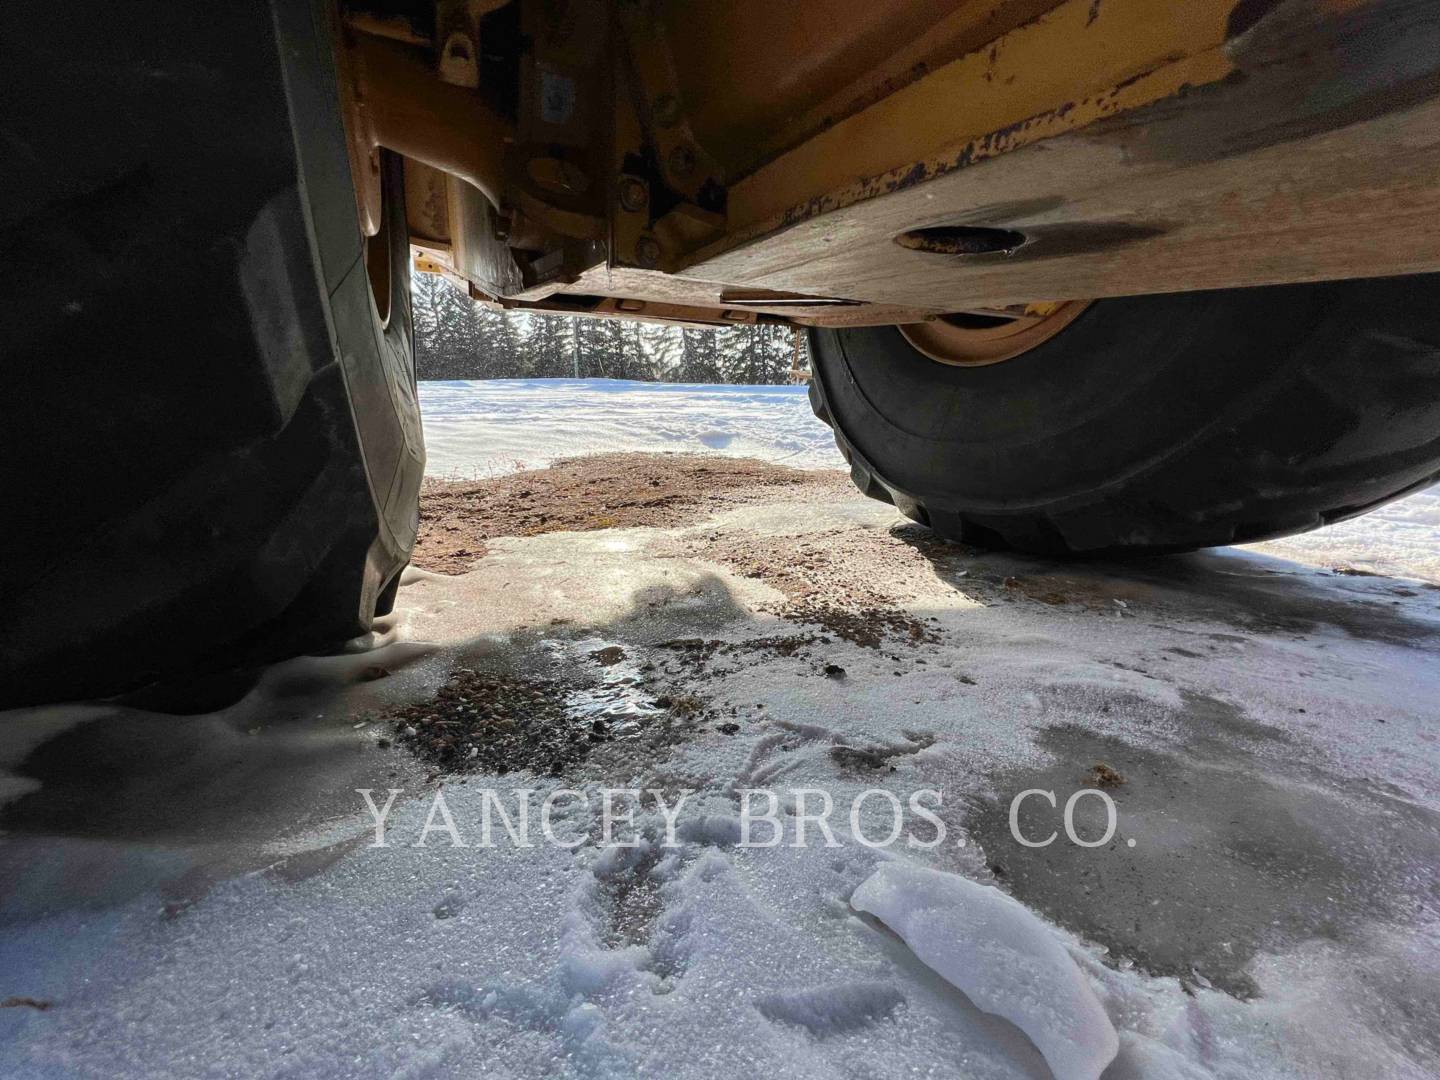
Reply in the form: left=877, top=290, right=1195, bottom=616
left=894, top=225, right=1026, bottom=256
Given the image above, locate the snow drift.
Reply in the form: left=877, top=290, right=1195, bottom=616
left=852, top=861, right=1119, bottom=1080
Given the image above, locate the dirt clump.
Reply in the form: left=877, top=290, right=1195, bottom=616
left=1330, top=564, right=1382, bottom=577
left=1088, top=762, right=1127, bottom=788
left=1, top=998, right=51, bottom=1011
left=786, top=603, right=939, bottom=650
left=831, top=746, right=889, bottom=770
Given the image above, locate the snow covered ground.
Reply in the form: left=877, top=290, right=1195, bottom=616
left=420, top=378, right=1440, bottom=580
left=419, top=379, right=844, bottom=478
left=2, top=381, right=1439, bottom=1079
left=1254, top=484, right=1440, bottom=581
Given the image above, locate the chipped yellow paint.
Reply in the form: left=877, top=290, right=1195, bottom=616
left=715, top=0, right=1242, bottom=253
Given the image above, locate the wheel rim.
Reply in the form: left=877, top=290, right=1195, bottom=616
left=898, top=300, right=1092, bottom=366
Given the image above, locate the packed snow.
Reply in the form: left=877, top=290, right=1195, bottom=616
left=2, top=380, right=1439, bottom=1079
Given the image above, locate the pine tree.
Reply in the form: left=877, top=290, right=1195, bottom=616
left=412, top=269, right=797, bottom=385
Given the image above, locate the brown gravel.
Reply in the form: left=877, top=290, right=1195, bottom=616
left=390, top=669, right=585, bottom=776
left=670, top=527, right=946, bottom=648
left=653, top=633, right=831, bottom=680
left=415, top=453, right=849, bottom=574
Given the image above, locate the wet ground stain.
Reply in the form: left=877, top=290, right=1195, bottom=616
left=390, top=669, right=588, bottom=776
left=968, top=695, right=1440, bottom=998
left=387, top=637, right=695, bottom=779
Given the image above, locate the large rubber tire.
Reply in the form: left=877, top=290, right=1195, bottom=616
left=808, top=275, right=1440, bottom=555
left=0, top=1, right=424, bottom=708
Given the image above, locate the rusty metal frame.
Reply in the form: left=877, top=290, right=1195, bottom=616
left=340, top=0, right=1440, bottom=332
left=686, top=0, right=1440, bottom=311
left=704, top=0, right=1240, bottom=249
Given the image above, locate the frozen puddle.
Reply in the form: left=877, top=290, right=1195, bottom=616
left=384, top=636, right=690, bottom=777
left=555, top=639, right=665, bottom=737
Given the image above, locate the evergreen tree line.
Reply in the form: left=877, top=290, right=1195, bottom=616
left=413, top=270, right=807, bottom=384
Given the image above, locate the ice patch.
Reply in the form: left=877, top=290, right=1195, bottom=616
left=851, top=861, right=1119, bottom=1080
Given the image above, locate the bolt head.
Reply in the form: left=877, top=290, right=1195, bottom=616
left=634, top=235, right=661, bottom=269
left=618, top=176, right=648, bottom=213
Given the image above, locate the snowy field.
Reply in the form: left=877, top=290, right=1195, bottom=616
left=2, top=380, right=1439, bottom=1079
left=419, top=379, right=845, bottom=478
left=420, top=378, right=1440, bottom=580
